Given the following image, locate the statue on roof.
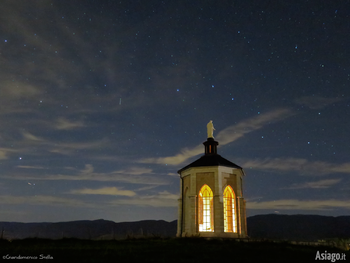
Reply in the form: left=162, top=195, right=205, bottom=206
left=207, top=120, right=215, bottom=138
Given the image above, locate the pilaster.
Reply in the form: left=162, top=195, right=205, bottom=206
left=176, top=198, right=182, bottom=237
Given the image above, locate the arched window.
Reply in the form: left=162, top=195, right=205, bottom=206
left=223, top=185, right=236, bottom=233
left=198, top=184, right=214, bottom=232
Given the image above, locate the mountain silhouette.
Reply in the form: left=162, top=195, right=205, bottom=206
left=1, top=214, right=349, bottom=241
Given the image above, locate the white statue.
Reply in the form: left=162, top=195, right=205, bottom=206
left=207, top=120, right=215, bottom=138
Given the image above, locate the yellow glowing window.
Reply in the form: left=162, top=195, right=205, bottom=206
left=198, top=184, right=214, bottom=232
left=223, top=185, right=236, bottom=233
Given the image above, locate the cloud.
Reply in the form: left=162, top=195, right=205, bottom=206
left=240, top=157, right=350, bottom=175
left=17, top=165, right=46, bottom=169
left=216, top=108, right=294, bottom=146
left=5, top=164, right=168, bottom=185
left=0, top=191, right=179, bottom=208
left=0, top=190, right=176, bottom=209
left=0, top=150, right=8, bottom=160
left=283, top=179, right=342, bottom=189
left=1, top=81, right=41, bottom=99
left=0, top=195, right=90, bottom=207
left=18, top=132, right=110, bottom=158
left=140, top=144, right=203, bottom=165
left=55, top=117, right=85, bottom=130
left=113, top=167, right=154, bottom=175
left=0, top=148, right=18, bottom=160
left=294, top=96, right=343, bottom=109
left=80, top=164, right=94, bottom=174
left=134, top=185, right=160, bottom=191
left=0, top=191, right=177, bottom=210
left=70, top=187, right=136, bottom=197
left=48, top=138, right=110, bottom=155
left=247, top=199, right=350, bottom=211
left=22, top=132, right=45, bottom=142
left=333, top=163, right=350, bottom=173
left=140, top=108, right=294, bottom=165
left=109, top=190, right=178, bottom=207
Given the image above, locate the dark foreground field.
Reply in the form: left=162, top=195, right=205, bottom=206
left=0, top=238, right=348, bottom=263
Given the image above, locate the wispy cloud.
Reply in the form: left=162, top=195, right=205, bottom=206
left=54, top=117, right=85, bottom=130
left=140, top=144, right=203, bottom=165
left=140, top=108, right=294, bottom=165
left=0, top=195, right=90, bottom=207
left=5, top=164, right=168, bottom=185
left=216, top=108, right=294, bottom=146
left=48, top=139, right=110, bottom=155
left=17, top=165, right=47, bottom=169
left=247, top=199, right=350, bottom=211
left=1, top=81, right=41, bottom=99
left=22, top=132, right=45, bottom=142
left=0, top=148, right=18, bottom=160
left=80, top=164, right=94, bottom=174
left=109, top=190, right=178, bottom=207
left=240, top=157, right=350, bottom=175
left=0, top=190, right=176, bottom=208
left=70, top=187, right=136, bottom=197
left=113, top=167, right=153, bottom=175
left=18, top=132, right=110, bottom=157
left=294, top=96, right=343, bottom=109
left=282, top=179, right=342, bottom=189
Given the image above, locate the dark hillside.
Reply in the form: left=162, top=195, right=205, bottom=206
left=1, top=237, right=347, bottom=263
left=247, top=214, right=350, bottom=241
left=0, top=219, right=177, bottom=240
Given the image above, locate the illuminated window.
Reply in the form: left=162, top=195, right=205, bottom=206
left=198, top=184, right=214, bottom=232
left=223, top=185, right=236, bottom=232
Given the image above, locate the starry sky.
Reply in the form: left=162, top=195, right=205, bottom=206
left=1, top=0, right=350, bottom=223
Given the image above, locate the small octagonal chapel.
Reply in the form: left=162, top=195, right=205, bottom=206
left=177, top=121, right=247, bottom=238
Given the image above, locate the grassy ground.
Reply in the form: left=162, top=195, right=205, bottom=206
left=0, top=237, right=348, bottom=263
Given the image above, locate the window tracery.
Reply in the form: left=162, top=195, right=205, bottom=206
left=198, top=184, right=214, bottom=232
left=224, top=185, right=236, bottom=233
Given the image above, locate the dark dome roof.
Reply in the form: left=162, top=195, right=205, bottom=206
left=177, top=137, right=243, bottom=174
left=177, top=154, right=242, bottom=174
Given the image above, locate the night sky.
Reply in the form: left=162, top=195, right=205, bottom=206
left=1, top=0, right=350, bottom=223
